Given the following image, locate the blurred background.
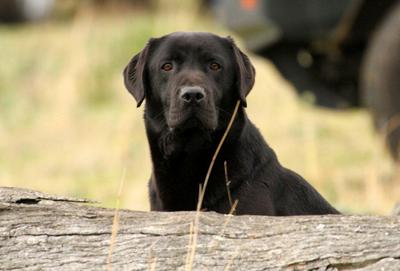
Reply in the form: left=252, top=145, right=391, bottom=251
left=1, top=0, right=399, bottom=214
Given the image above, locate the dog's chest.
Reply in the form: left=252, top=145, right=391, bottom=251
left=154, top=153, right=229, bottom=210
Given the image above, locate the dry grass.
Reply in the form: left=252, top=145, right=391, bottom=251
left=185, top=100, right=240, bottom=270
left=0, top=1, right=399, bottom=215
left=107, top=168, right=125, bottom=271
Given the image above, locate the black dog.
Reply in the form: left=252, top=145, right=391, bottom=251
left=123, top=32, right=339, bottom=215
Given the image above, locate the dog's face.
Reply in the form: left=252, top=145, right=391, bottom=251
left=123, top=32, right=255, bottom=132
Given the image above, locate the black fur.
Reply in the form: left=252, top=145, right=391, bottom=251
left=123, top=32, right=339, bottom=215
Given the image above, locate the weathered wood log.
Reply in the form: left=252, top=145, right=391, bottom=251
left=0, top=187, right=399, bottom=271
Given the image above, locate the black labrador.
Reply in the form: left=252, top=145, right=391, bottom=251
left=123, top=32, right=339, bottom=215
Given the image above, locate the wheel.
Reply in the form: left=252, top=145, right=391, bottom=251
left=361, top=1, right=400, bottom=160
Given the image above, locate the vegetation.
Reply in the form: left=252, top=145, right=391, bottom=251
left=0, top=1, right=398, bottom=214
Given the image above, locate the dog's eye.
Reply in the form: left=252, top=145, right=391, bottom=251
left=161, top=63, right=173, bottom=71
left=209, top=62, right=221, bottom=71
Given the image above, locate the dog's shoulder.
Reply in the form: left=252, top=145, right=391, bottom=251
left=235, top=117, right=339, bottom=215
left=273, top=167, right=340, bottom=215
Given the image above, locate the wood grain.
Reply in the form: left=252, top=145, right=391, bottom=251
left=1, top=187, right=399, bottom=270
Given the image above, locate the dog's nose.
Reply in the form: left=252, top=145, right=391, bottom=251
left=180, top=86, right=205, bottom=104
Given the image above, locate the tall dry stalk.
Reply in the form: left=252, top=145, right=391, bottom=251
left=185, top=100, right=241, bottom=270
left=196, top=100, right=241, bottom=212
left=107, top=168, right=126, bottom=271
left=224, top=161, right=234, bottom=209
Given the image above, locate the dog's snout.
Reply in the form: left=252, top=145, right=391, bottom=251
left=180, top=86, right=205, bottom=104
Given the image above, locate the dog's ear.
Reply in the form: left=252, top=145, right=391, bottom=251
left=227, top=37, right=255, bottom=107
left=123, top=39, right=154, bottom=107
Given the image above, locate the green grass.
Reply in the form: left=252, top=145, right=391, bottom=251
left=0, top=3, right=398, bottom=214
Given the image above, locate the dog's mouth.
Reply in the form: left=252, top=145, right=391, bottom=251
left=167, top=107, right=218, bottom=131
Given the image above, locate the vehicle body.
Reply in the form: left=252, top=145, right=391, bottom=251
left=210, top=0, right=400, bottom=160
left=0, top=0, right=54, bottom=22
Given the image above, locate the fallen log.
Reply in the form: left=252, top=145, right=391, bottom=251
left=0, top=187, right=399, bottom=271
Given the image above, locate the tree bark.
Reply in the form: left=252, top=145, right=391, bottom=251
left=0, top=187, right=399, bottom=271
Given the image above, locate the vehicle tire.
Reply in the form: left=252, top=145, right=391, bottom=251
left=361, top=1, right=400, bottom=160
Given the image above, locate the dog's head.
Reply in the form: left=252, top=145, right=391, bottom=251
left=123, top=32, right=255, bottom=132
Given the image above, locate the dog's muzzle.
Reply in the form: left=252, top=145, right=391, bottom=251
left=167, top=85, right=217, bottom=131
